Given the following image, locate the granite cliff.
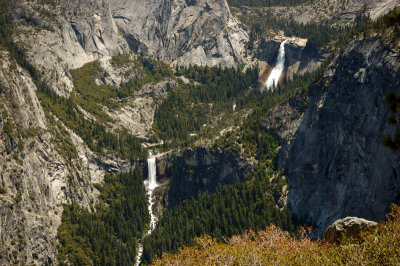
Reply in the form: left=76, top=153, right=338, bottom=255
left=15, top=0, right=248, bottom=97
left=285, top=36, right=400, bottom=235
left=15, top=0, right=130, bottom=96
left=0, top=49, right=107, bottom=264
left=111, top=0, right=248, bottom=67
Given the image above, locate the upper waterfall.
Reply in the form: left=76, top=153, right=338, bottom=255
left=265, top=40, right=287, bottom=90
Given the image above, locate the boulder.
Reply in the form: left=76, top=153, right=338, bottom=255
left=324, top=217, right=378, bottom=243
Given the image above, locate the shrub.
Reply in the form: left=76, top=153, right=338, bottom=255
left=154, top=204, right=400, bottom=265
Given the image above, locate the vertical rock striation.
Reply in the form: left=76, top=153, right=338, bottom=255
left=110, top=0, right=248, bottom=67
left=286, top=37, right=400, bottom=235
left=15, top=0, right=130, bottom=95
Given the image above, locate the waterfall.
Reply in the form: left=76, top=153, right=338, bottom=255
left=265, top=40, right=287, bottom=90
left=145, top=155, right=158, bottom=232
left=147, top=157, right=157, bottom=190
left=135, top=153, right=158, bottom=266
left=134, top=244, right=143, bottom=266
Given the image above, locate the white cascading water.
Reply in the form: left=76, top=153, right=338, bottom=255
left=135, top=153, right=158, bottom=266
left=145, top=156, right=158, bottom=231
left=265, top=40, right=287, bottom=90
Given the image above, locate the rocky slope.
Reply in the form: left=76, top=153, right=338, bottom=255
left=110, top=0, right=248, bottom=67
left=0, top=49, right=109, bottom=265
left=13, top=0, right=248, bottom=95
left=15, top=0, right=130, bottom=96
left=285, top=36, right=400, bottom=235
left=262, top=90, right=309, bottom=169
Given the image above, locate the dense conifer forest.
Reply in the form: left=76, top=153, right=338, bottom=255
left=154, top=65, right=259, bottom=144
left=57, top=168, right=149, bottom=265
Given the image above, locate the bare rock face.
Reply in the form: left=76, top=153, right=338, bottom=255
left=15, top=0, right=248, bottom=96
left=262, top=91, right=309, bottom=169
left=110, top=0, right=248, bottom=67
left=0, top=50, right=109, bottom=264
left=15, top=0, right=130, bottom=95
left=285, top=36, right=400, bottom=236
left=324, top=217, right=378, bottom=243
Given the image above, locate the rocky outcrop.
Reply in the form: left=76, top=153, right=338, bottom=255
left=285, top=36, right=400, bottom=236
left=166, top=147, right=253, bottom=207
left=110, top=0, right=248, bottom=68
left=15, top=0, right=130, bottom=96
left=324, top=217, right=378, bottom=243
left=107, top=78, right=174, bottom=139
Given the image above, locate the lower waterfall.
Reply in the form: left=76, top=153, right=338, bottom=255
left=145, top=156, right=158, bottom=232
left=135, top=153, right=158, bottom=266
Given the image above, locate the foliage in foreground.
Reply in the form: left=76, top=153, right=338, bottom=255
left=154, top=204, right=400, bottom=265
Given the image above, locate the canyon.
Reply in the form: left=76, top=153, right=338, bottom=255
left=0, top=0, right=399, bottom=264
